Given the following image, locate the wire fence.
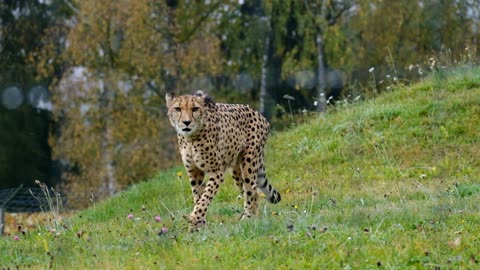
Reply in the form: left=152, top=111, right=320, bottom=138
left=0, top=184, right=115, bottom=235
left=0, top=185, right=59, bottom=235
left=0, top=186, right=49, bottom=213
left=0, top=181, right=122, bottom=235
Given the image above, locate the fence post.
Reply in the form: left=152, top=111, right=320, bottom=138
left=0, top=207, right=4, bottom=235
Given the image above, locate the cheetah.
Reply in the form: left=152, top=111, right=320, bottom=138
left=166, top=91, right=281, bottom=230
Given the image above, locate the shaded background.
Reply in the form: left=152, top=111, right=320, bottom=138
left=1, top=0, right=479, bottom=208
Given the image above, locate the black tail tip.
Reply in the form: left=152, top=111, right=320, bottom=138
left=269, top=191, right=281, bottom=204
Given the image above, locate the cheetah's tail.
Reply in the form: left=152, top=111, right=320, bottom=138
left=257, top=167, right=281, bottom=204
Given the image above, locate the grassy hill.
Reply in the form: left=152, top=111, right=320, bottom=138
left=1, top=67, right=480, bottom=269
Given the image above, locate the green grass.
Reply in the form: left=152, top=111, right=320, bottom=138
left=2, top=66, right=480, bottom=269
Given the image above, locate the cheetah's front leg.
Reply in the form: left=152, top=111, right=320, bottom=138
left=186, top=167, right=205, bottom=204
left=189, top=171, right=224, bottom=230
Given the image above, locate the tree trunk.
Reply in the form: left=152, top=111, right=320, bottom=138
left=165, top=2, right=180, bottom=91
left=259, top=8, right=272, bottom=116
left=259, top=27, right=270, bottom=115
left=315, top=33, right=327, bottom=112
left=100, top=79, right=116, bottom=197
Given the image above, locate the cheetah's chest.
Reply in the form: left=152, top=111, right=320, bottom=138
left=179, top=128, right=246, bottom=172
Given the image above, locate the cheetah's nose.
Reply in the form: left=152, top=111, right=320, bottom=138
left=183, top=121, right=191, bottom=126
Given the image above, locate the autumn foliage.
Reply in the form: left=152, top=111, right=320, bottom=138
left=24, top=0, right=479, bottom=207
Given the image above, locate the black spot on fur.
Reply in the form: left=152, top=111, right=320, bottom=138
left=269, top=191, right=281, bottom=204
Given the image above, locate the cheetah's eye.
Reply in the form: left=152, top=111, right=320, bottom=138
left=174, top=107, right=181, bottom=112
left=192, top=107, right=199, bottom=112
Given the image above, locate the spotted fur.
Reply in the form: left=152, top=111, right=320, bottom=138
left=166, top=91, right=281, bottom=230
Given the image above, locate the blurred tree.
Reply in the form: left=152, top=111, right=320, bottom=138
left=217, top=1, right=354, bottom=114
left=347, top=0, right=480, bottom=87
left=217, top=0, right=478, bottom=113
left=0, top=0, right=72, bottom=188
left=17, top=0, right=479, bottom=206
left=303, top=0, right=355, bottom=111
left=216, top=0, right=271, bottom=108
left=259, top=1, right=272, bottom=115
left=269, top=0, right=353, bottom=110
left=35, top=0, right=224, bottom=207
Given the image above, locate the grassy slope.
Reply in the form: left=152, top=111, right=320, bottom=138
left=1, top=67, right=480, bottom=269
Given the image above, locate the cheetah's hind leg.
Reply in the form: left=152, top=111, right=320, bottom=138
left=232, top=163, right=244, bottom=200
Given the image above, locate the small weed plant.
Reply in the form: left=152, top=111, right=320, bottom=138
left=29, top=180, right=64, bottom=232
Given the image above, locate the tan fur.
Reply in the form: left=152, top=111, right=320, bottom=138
left=166, top=91, right=281, bottom=230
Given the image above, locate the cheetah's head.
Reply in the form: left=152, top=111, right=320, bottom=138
left=165, top=91, right=213, bottom=137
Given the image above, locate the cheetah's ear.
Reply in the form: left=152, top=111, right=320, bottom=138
left=194, top=90, right=205, bottom=97
left=165, top=93, right=173, bottom=107
left=195, top=90, right=215, bottom=107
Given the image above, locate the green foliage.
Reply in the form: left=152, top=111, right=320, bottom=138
left=346, top=0, right=480, bottom=85
left=0, top=0, right=72, bottom=188
left=1, top=66, right=479, bottom=269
